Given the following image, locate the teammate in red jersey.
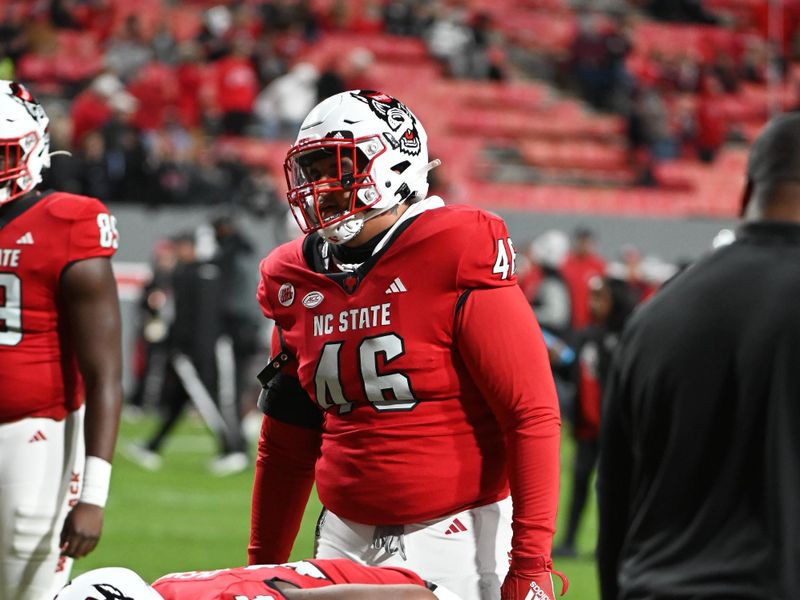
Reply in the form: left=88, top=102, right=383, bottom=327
left=249, top=90, right=565, bottom=600
left=0, top=81, right=122, bottom=600
left=54, top=558, right=458, bottom=600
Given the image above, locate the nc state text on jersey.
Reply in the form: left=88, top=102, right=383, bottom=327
left=0, top=249, right=21, bottom=267
left=313, top=303, right=392, bottom=336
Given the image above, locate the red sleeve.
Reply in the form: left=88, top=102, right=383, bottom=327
left=455, top=285, right=561, bottom=565
left=312, top=558, right=426, bottom=585
left=249, top=415, right=321, bottom=564
left=257, top=257, right=273, bottom=319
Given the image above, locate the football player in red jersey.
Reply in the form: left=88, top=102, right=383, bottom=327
left=54, top=558, right=459, bottom=600
left=249, top=90, right=565, bottom=600
left=0, top=81, right=122, bottom=600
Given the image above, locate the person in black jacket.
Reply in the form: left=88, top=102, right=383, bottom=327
left=555, top=275, right=635, bottom=558
left=597, top=112, right=800, bottom=600
left=126, top=231, right=248, bottom=475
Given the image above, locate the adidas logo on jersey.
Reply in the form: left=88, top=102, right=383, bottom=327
left=15, top=232, right=34, bottom=245
left=384, top=277, right=407, bottom=295
left=444, top=518, right=468, bottom=535
left=28, top=430, right=47, bottom=443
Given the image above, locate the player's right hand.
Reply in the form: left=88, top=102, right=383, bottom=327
left=60, top=502, right=104, bottom=558
left=500, top=556, right=568, bottom=600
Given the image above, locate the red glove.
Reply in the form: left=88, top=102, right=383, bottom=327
left=501, top=556, right=568, bottom=600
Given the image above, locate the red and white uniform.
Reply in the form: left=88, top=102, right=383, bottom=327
left=0, top=191, right=118, bottom=600
left=250, top=201, right=561, bottom=600
left=0, top=191, right=118, bottom=423
left=153, top=558, right=429, bottom=600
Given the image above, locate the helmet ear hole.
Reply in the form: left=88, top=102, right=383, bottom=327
left=391, top=160, right=411, bottom=174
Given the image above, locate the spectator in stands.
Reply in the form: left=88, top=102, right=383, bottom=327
left=0, top=3, right=29, bottom=66
left=254, top=62, right=318, bottom=139
left=645, top=0, right=719, bottom=24
left=426, top=5, right=474, bottom=78
left=555, top=275, right=636, bottom=559
left=384, top=0, right=429, bottom=37
left=341, top=48, right=378, bottom=91
left=216, top=38, right=260, bottom=135
left=561, top=227, right=607, bottom=331
left=197, top=5, right=233, bottom=62
left=695, top=74, right=727, bottom=163
left=75, top=130, right=112, bottom=201
left=315, top=57, right=346, bottom=104
left=710, top=49, right=740, bottom=94
left=151, top=21, right=178, bottom=64
left=174, top=41, right=206, bottom=129
left=104, top=15, right=153, bottom=82
left=70, top=73, right=136, bottom=147
left=569, top=11, right=613, bottom=109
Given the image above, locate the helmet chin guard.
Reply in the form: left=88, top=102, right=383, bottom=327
left=285, top=90, right=437, bottom=244
left=320, top=211, right=366, bottom=245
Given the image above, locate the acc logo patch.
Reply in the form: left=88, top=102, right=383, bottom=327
left=302, top=291, right=324, bottom=308
left=278, top=283, right=295, bottom=307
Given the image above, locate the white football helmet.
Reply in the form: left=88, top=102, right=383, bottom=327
left=54, top=567, right=164, bottom=600
left=0, top=80, right=50, bottom=205
left=284, top=90, right=438, bottom=244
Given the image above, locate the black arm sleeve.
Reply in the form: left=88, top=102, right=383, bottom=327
left=258, top=373, right=323, bottom=430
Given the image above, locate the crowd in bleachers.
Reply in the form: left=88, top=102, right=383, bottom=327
left=1, top=0, right=798, bottom=218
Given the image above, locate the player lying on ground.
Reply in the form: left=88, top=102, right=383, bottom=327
left=54, top=557, right=461, bottom=599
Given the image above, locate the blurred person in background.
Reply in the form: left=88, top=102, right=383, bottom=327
left=523, top=231, right=575, bottom=418
left=125, top=239, right=177, bottom=416
left=55, top=559, right=461, bottom=600
left=598, top=112, right=800, bottom=600
left=554, top=275, right=635, bottom=559
left=250, top=90, right=563, bottom=600
left=695, top=73, right=727, bottom=163
left=216, top=37, right=260, bottom=135
left=561, top=227, right=606, bottom=332
left=255, top=62, right=319, bottom=139
left=0, top=81, right=122, bottom=600
left=126, top=231, right=247, bottom=475
left=211, top=214, right=259, bottom=458
left=528, top=230, right=573, bottom=338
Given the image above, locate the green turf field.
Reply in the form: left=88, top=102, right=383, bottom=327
left=72, top=414, right=599, bottom=598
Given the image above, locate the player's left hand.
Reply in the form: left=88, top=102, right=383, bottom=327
left=501, top=556, right=568, bottom=600
left=60, top=502, right=104, bottom=558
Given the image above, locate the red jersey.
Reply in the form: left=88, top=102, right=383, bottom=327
left=153, top=559, right=428, bottom=600
left=561, top=252, right=606, bottom=330
left=0, top=191, right=118, bottom=423
left=258, top=205, right=522, bottom=524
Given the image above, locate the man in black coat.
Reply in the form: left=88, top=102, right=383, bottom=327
left=597, top=112, right=800, bottom=600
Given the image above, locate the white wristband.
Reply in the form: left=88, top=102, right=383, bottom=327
left=80, top=456, right=112, bottom=508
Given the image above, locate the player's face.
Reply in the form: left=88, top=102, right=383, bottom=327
left=301, top=152, right=356, bottom=224
left=0, top=143, right=20, bottom=178
left=588, top=278, right=612, bottom=323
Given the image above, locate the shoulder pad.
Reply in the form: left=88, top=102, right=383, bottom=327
left=44, top=192, right=110, bottom=222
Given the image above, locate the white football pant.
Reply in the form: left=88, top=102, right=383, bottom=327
left=316, top=496, right=512, bottom=600
left=0, top=406, right=84, bottom=600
